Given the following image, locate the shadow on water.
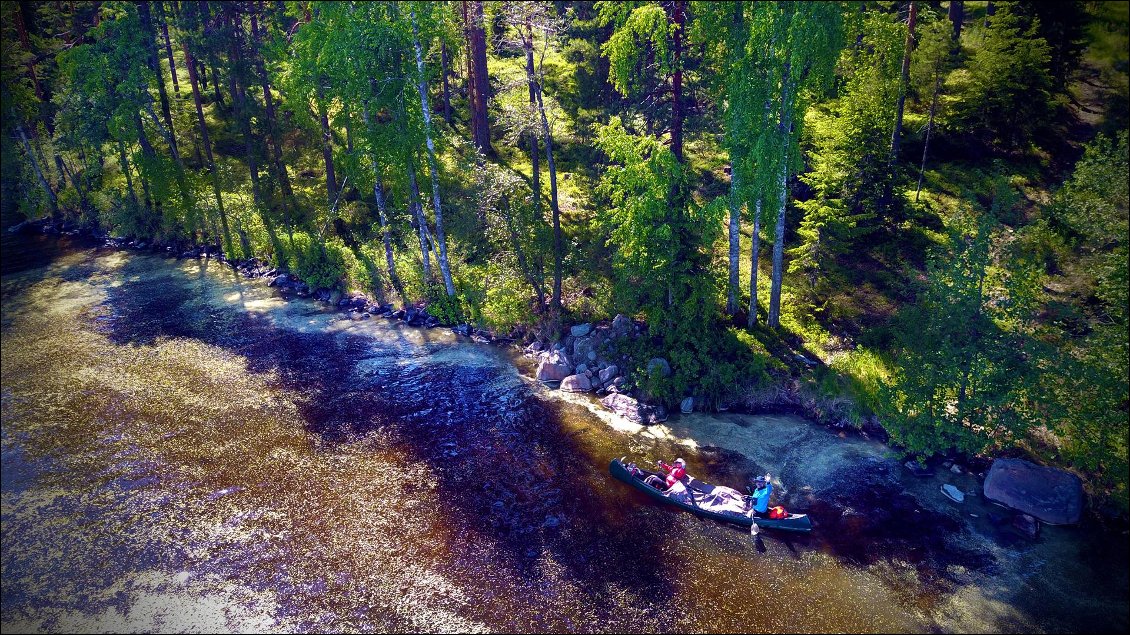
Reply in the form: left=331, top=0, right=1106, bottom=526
left=92, top=252, right=684, bottom=627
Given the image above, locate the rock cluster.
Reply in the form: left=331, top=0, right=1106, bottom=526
left=521, top=318, right=671, bottom=424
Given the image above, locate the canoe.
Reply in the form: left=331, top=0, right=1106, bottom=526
left=609, top=457, right=814, bottom=533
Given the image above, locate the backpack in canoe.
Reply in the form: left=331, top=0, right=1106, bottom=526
left=609, top=457, right=814, bottom=533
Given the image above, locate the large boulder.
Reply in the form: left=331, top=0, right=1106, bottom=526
left=536, top=361, right=573, bottom=382
left=983, top=458, right=1084, bottom=525
left=600, top=393, right=645, bottom=424
left=573, top=336, right=596, bottom=361
left=545, top=349, right=572, bottom=367
left=560, top=374, right=592, bottom=393
left=570, top=323, right=592, bottom=337
left=612, top=314, right=631, bottom=333
left=598, top=365, right=618, bottom=385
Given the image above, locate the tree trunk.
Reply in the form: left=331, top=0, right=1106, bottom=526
left=768, top=63, right=794, bottom=329
left=502, top=194, right=546, bottom=307
left=890, top=2, right=916, bottom=163
left=533, top=61, right=562, bottom=311
left=412, top=10, right=457, bottom=296
left=184, top=43, right=233, bottom=254
left=15, top=122, right=59, bottom=218
left=139, top=1, right=179, bottom=160
left=523, top=23, right=540, bottom=223
left=948, top=1, right=963, bottom=41
left=669, top=0, right=686, bottom=162
left=984, top=1, right=995, bottom=26
left=441, top=41, right=453, bottom=124
left=315, top=85, right=338, bottom=210
left=727, top=165, right=740, bottom=315
left=157, top=1, right=180, bottom=94
left=15, top=4, right=44, bottom=102
left=116, top=139, right=140, bottom=212
left=363, top=104, right=405, bottom=302
left=406, top=154, right=432, bottom=281
left=464, top=1, right=492, bottom=154
left=251, top=4, right=296, bottom=237
left=915, top=71, right=941, bottom=202
left=210, top=64, right=224, bottom=106
left=748, top=197, right=761, bottom=327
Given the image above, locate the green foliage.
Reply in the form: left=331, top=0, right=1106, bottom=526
left=955, top=3, right=1053, bottom=148
left=882, top=184, right=1042, bottom=457
left=285, top=231, right=347, bottom=291
left=792, top=11, right=905, bottom=292
left=602, top=4, right=672, bottom=98
left=426, top=283, right=464, bottom=325
left=479, top=263, right=537, bottom=332
left=594, top=116, right=695, bottom=321
left=1041, top=130, right=1129, bottom=513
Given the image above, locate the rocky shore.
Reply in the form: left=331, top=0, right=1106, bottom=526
left=9, top=218, right=1101, bottom=540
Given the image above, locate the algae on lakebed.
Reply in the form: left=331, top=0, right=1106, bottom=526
left=2, top=239, right=1127, bottom=633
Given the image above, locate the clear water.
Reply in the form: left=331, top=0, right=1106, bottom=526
left=2, top=233, right=1126, bottom=633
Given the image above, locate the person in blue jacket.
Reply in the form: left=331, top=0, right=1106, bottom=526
left=749, top=473, right=773, bottom=516
left=748, top=473, right=773, bottom=537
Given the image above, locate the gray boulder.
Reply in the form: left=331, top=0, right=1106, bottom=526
left=646, top=357, right=672, bottom=378
left=612, top=314, right=631, bottom=333
left=983, top=458, right=1084, bottom=525
left=546, top=349, right=572, bottom=367
left=570, top=323, right=592, bottom=337
left=574, top=336, right=595, bottom=360
left=536, top=361, right=573, bottom=383
left=598, top=365, right=618, bottom=385
left=560, top=374, right=592, bottom=393
left=680, top=396, right=694, bottom=414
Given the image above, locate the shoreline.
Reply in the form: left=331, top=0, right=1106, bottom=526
left=6, top=218, right=1121, bottom=536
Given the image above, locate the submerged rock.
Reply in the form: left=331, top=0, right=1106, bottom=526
left=600, top=393, right=645, bottom=424
left=983, top=458, right=1083, bottom=525
left=941, top=483, right=965, bottom=503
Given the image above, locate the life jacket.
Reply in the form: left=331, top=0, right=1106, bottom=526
left=662, top=462, right=687, bottom=487
left=768, top=506, right=787, bottom=519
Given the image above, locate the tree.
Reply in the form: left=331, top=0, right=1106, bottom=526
left=502, top=1, right=565, bottom=313
left=462, top=0, right=492, bottom=154
left=411, top=4, right=457, bottom=296
left=883, top=182, right=1042, bottom=457
left=910, top=17, right=955, bottom=202
left=747, top=2, right=844, bottom=329
left=600, top=0, right=688, bottom=162
left=1043, top=131, right=1129, bottom=511
left=888, top=1, right=917, bottom=179
left=955, top=3, right=1052, bottom=149
left=791, top=10, right=904, bottom=292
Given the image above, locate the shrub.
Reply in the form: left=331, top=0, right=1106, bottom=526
left=286, top=231, right=346, bottom=290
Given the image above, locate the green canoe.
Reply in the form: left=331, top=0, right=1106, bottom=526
left=609, top=457, right=814, bottom=533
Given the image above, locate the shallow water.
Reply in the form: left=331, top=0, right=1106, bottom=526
left=2, top=233, right=1126, bottom=633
